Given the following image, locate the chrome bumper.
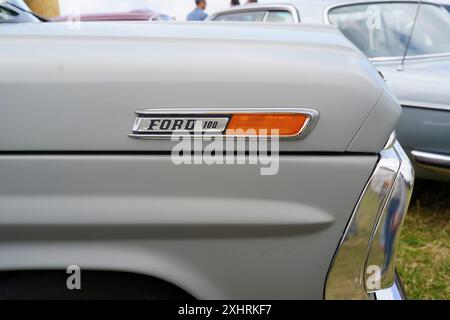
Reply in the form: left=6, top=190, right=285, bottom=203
left=411, top=150, right=450, bottom=176
left=374, top=273, right=406, bottom=300
left=325, top=141, right=414, bottom=300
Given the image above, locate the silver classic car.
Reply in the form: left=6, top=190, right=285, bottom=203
left=0, top=19, right=413, bottom=299
left=209, top=0, right=450, bottom=181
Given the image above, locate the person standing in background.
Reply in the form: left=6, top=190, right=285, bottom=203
left=231, top=0, right=241, bottom=6
left=187, top=0, right=208, bottom=21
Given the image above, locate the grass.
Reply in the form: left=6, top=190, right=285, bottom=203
left=396, top=179, right=450, bottom=300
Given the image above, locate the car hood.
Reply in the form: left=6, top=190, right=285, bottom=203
left=375, top=56, right=450, bottom=110
left=0, top=22, right=399, bottom=153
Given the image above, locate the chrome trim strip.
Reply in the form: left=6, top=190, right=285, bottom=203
left=129, top=108, right=319, bottom=140
left=383, top=131, right=396, bottom=150
left=370, top=52, right=450, bottom=63
left=262, top=10, right=270, bottom=22
left=365, top=143, right=414, bottom=290
left=325, top=141, right=414, bottom=299
left=325, top=145, right=400, bottom=299
left=401, top=101, right=450, bottom=112
left=411, top=150, right=450, bottom=169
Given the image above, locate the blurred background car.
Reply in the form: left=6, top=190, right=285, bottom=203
left=5, top=0, right=30, bottom=10
left=208, top=0, right=450, bottom=181
left=0, top=0, right=44, bottom=22
left=0, top=1, right=174, bottom=22
left=51, top=8, right=174, bottom=22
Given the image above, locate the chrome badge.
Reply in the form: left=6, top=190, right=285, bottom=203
left=129, top=108, right=319, bottom=139
left=132, top=117, right=229, bottom=135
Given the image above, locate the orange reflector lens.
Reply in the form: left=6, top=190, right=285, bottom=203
left=226, top=114, right=309, bottom=136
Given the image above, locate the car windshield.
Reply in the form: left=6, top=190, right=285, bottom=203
left=328, top=2, right=450, bottom=58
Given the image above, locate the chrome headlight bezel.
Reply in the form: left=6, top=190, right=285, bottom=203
left=325, top=139, right=414, bottom=300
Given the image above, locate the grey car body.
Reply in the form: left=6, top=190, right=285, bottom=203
left=208, top=0, right=450, bottom=181
left=0, top=21, right=413, bottom=299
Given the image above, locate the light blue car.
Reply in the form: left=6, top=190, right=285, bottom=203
left=209, top=0, right=450, bottom=181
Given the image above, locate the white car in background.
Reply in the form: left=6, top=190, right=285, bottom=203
left=208, top=0, right=450, bottom=181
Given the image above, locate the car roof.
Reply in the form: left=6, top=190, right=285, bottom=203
left=210, top=0, right=443, bottom=23
left=258, top=0, right=438, bottom=8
